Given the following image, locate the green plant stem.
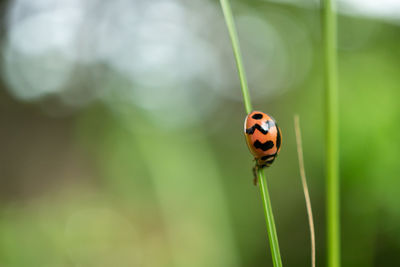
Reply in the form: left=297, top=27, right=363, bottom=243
left=321, top=0, right=340, bottom=266
left=220, top=0, right=252, bottom=114
left=258, top=169, right=283, bottom=267
left=219, top=1, right=282, bottom=266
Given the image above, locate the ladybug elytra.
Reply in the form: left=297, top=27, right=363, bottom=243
left=244, top=111, right=282, bottom=184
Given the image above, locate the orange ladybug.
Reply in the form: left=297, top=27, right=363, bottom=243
left=244, top=111, right=282, bottom=184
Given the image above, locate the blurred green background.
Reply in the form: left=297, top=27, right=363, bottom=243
left=0, top=0, right=399, bottom=266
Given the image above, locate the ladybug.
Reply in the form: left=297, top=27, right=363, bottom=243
left=244, top=111, right=282, bottom=185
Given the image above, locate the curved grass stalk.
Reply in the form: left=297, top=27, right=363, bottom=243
left=294, top=115, right=316, bottom=267
left=220, top=1, right=282, bottom=266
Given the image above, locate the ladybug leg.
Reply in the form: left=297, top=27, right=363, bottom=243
left=252, top=165, right=259, bottom=186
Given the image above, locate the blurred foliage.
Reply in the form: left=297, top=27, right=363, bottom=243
left=0, top=0, right=400, bottom=266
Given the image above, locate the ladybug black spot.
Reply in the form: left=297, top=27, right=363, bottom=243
left=246, top=120, right=274, bottom=135
left=253, top=140, right=274, bottom=151
left=252, top=113, right=263, bottom=119
left=246, top=124, right=267, bottom=134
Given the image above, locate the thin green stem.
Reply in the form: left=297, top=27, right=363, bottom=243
left=258, top=169, right=283, bottom=267
left=220, top=0, right=252, bottom=114
left=219, top=1, right=282, bottom=266
left=321, top=0, right=340, bottom=266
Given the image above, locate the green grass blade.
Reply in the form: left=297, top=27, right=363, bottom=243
left=258, top=169, right=283, bottom=267
left=219, top=1, right=283, bottom=266
left=219, top=0, right=252, bottom=114
left=321, top=0, right=340, bottom=266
